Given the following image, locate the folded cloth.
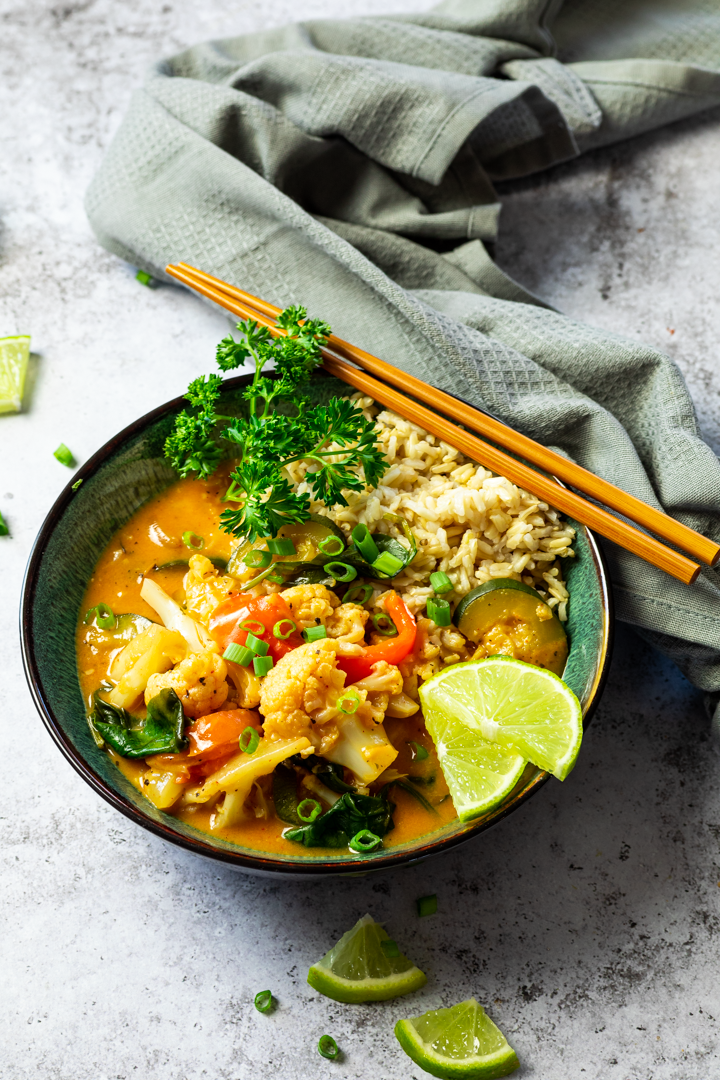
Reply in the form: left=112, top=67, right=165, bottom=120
left=85, top=0, right=720, bottom=716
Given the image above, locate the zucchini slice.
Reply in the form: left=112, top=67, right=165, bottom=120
left=454, top=577, right=568, bottom=676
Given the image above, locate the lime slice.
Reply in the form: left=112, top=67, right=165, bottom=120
left=419, top=656, right=582, bottom=782
left=395, top=998, right=519, bottom=1079
left=422, top=700, right=526, bottom=822
left=0, top=335, right=30, bottom=414
left=307, top=914, right=427, bottom=1002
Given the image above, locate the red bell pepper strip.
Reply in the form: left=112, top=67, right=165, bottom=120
left=337, top=592, right=417, bottom=683
left=209, top=592, right=304, bottom=662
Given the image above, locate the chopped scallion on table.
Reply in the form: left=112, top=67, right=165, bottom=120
left=417, top=894, right=437, bottom=917
left=0, top=512, right=8, bottom=537
left=253, top=990, right=274, bottom=1013
left=317, top=1035, right=341, bottom=1061
left=135, top=270, right=153, bottom=286
left=54, top=443, right=75, bottom=468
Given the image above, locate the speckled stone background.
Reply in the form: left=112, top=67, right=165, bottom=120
left=2, top=3, right=720, bottom=1078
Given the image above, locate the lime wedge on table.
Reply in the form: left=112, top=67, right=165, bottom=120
left=395, top=998, right=519, bottom=1079
left=307, top=914, right=426, bottom=1002
left=419, top=656, right=582, bottom=784
left=0, top=335, right=30, bottom=413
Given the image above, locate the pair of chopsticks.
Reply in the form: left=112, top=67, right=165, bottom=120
left=165, top=262, right=719, bottom=586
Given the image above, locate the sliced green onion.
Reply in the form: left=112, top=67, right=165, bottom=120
left=239, top=727, right=260, bottom=754
left=427, top=598, right=451, bottom=626
left=267, top=572, right=285, bottom=584
left=95, top=602, right=116, bottom=630
left=372, top=551, right=403, bottom=577
left=71, top=479, right=83, bottom=492
left=254, top=990, right=274, bottom=1013
left=344, top=583, right=373, bottom=606
left=54, top=443, right=75, bottom=468
left=135, top=269, right=152, bottom=286
left=297, top=798, right=322, bottom=823
left=83, top=607, right=96, bottom=624
left=223, top=643, right=253, bottom=666
left=0, top=511, right=8, bottom=537
left=244, top=549, right=271, bottom=569
left=430, top=570, right=453, bottom=594
left=318, top=534, right=345, bottom=556
left=349, top=829, right=382, bottom=853
left=241, top=565, right=277, bottom=591
left=352, top=523, right=379, bottom=563
left=323, top=561, right=357, bottom=582
left=302, top=625, right=327, bottom=643
left=267, top=537, right=296, bottom=556
left=245, top=631, right=269, bottom=656
left=381, top=939, right=400, bottom=958
left=240, top=619, right=265, bottom=636
left=318, top=1035, right=340, bottom=1061
left=416, top=893, right=437, bottom=917
left=408, top=740, right=429, bottom=761
left=372, top=612, right=398, bottom=637
left=253, top=655, right=274, bottom=677
left=337, top=692, right=360, bottom=715
left=273, top=619, right=297, bottom=639
left=182, top=531, right=204, bottom=551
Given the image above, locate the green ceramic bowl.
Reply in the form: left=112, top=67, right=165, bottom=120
left=21, top=373, right=613, bottom=877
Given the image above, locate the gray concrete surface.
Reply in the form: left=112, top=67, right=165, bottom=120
left=2, top=3, right=720, bottom=1078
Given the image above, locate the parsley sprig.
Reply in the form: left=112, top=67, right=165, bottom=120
left=164, top=306, right=388, bottom=541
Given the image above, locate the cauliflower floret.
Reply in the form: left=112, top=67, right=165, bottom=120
left=259, top=637, right=345, bottom=745
left=326, top=603, right=370, bottom=644
left=145, top=650, right=229, bottom=718
left=280, top=585, right=340, bottom=631
left=353, top=661, right=403, bottom=696
left=184, top=554, right=236, bottom=625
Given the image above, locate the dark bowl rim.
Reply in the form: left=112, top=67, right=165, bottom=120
left=20, top=374, right=614, bottom=877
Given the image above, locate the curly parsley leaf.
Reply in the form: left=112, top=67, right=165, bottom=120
left=164, top=305, right=387, bottom=542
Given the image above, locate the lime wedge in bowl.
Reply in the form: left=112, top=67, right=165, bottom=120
left=395, top=998, right=519, bottom=1079
left=419, top=656, right=582, bottom=782
left=0, top=335, right=30, bottom=414
left=307, top=913, right=426, bottom=1002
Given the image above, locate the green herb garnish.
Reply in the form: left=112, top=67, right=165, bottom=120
left=164, top=307, right=387, bottom=542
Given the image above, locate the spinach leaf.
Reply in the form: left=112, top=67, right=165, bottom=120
left=90, top=688, right=188, bottom=759
left=284, top=791, right=395, bottom=849
left=272, top=763, right=302, bottom=825
left=291, top=753, right=355, bottom=794
left=339, top=531, right=417, bottom=580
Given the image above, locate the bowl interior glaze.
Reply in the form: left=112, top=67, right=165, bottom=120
left=21, top=373, right=613, bottom=876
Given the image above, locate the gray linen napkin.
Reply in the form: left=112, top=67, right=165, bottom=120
left=85, top=0, right=720, bottom=716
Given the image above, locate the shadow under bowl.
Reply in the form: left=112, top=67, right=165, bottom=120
left=21, top=372, right=613, bottom=877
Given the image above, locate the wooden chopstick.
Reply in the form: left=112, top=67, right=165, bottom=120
left=166, top=262, right=703, bottom=586
left=174, top=262, right=719, bottom=571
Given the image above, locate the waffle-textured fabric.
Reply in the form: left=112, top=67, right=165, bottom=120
left=85, top=0, right=720, bottom=719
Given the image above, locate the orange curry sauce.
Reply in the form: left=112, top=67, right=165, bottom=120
left=76, top=477, right=457, bottom=856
